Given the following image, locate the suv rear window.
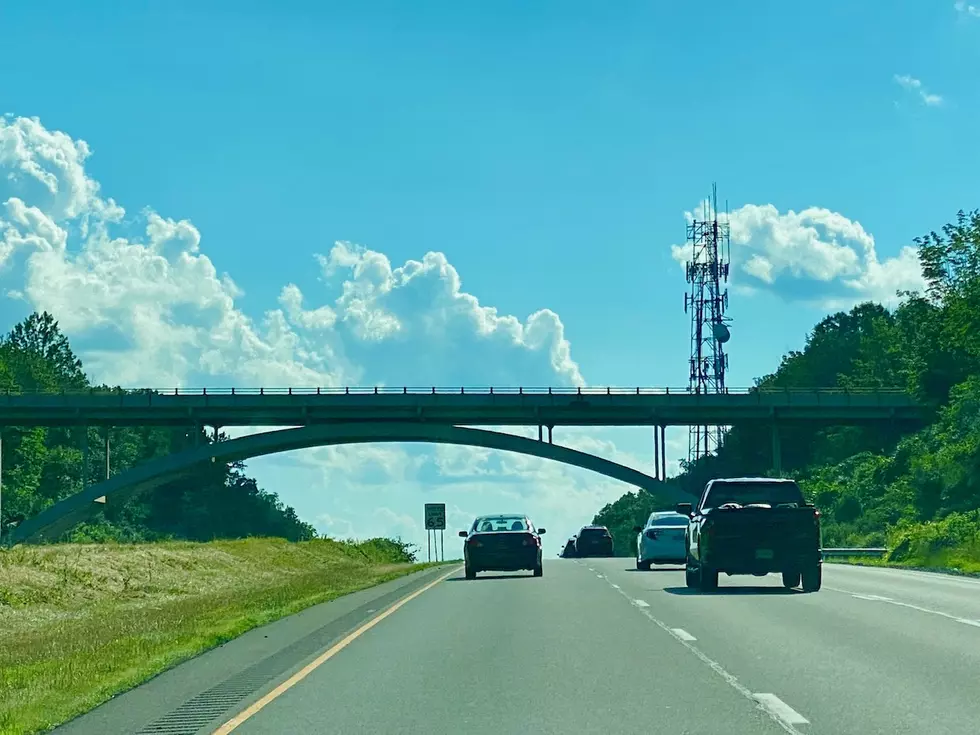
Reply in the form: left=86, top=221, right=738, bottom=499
left=703, top=481, right=805, bottom=509
left=580, top=528, right=610, bottom=538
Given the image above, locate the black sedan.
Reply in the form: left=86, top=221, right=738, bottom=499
left=459, top=514, right=546, bottom=579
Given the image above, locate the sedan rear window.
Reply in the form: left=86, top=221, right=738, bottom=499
left=475, top=516, right=528, bottom=532
left=650, top=515, right=688, bottom=527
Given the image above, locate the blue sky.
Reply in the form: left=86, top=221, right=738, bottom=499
left=0, top=1, right=976, bottom=554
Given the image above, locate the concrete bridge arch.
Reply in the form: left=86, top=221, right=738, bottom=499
left=10, top=422, right=690, bottom=544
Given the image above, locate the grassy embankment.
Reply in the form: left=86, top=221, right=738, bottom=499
left=825, top=511, right=980, bottom=577
left=0, top=537, right=442, bottom=735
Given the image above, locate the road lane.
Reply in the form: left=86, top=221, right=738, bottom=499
left=229, top=562, right=794, bottom=735
left=591, top=557, right=980, bottom=735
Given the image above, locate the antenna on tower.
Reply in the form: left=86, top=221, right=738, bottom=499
left=683, top=182, right=732, bottom=466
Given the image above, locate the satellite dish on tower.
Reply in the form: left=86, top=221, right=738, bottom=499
left=712, top=323, right=731, bottom=344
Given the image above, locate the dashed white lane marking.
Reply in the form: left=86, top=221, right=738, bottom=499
left=596, top=573, right=604, bottom=579
left=832, top=585, right=980, bottom=628
left=671, top=628, right=696, bottom=641
left=753, top=694, right=810, bottom=726
left=632, top=599, right=650, bottom=608
left=610, top=583, right=621, bottom=589
left=605, top=582, right=805, bottom=734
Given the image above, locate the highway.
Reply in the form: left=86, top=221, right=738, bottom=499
left=56, top=561, right=980, bottom=735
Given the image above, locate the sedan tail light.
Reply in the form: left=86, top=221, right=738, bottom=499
left=645, top=529, right=658, bottom=540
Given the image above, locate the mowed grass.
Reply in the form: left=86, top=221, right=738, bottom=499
left=0, top=537, right=433, bottom=735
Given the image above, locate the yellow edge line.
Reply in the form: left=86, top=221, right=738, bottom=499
left=211, top=565, right=460, bottom=734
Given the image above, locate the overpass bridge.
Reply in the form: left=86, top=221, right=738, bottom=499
left=1, top=386, right=929, bottom=545
left=0, top=385, right=928, bottom=428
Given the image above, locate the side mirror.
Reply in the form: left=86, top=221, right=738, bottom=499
left=633, top=526, right=643, bottom=533
left=675, top=503, right=693, bottom=517
left=538, top=528, right=547, bottom=534
left=458, top=531, right=468, bottom=538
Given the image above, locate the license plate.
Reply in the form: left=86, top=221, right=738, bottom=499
left=755, top=549, right=774, bottom=560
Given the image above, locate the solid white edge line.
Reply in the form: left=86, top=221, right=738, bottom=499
left=671, top=628, right=696, bottom=641
left=956, top=618, right=980, bottom=627
left=753, top=694, right=810, bottom=725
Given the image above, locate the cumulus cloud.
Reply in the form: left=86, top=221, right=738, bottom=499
left=0, top=113, right=607, bottom=550
left=670, top=202, right=925, bottom=309
left=955, top=1, right=980, bottom=18
left=893, top=74, right=944, bottom=107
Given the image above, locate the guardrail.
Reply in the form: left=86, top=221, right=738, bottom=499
left=822, top=547, right=888, bottom=558
left=0, top=385, right=916, bottom=397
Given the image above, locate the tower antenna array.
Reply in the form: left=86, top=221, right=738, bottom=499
left=683, top=182, right=732, bottom=465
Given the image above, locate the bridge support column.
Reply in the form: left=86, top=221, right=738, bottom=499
left=538, top=425, right=543, bottom=442
left=771, top=422, right=782, bottom=475
left=104, top=427, right=110, bottom=481
left=547, top=426, right=553, bottom=444
left=653, top=427, right=660, bottom=480
left=659, top=426, right=666, bottom=480
left=80, top=425, right=89, bottom=489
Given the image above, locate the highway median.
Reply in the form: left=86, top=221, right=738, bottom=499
left=0, top=537, right=438, bottom=735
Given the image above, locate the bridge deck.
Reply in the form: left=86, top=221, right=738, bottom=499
left=0, top=386, right=929, bottom=427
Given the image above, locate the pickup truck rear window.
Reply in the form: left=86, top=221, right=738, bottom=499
left=702, top=482, right=805, bottom=510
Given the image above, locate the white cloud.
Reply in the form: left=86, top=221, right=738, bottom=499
left=893, top=74, right=944, bottom=107
left=670, top=202, right=925, bottom=309
left=955, top=1, right=980, bottom=18
left=0, top=114, right=605, bottom=552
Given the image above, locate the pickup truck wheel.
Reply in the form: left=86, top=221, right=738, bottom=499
left=636, top=559, right=652, bottom=571
left=699, top=565, right=718, bottom=591
left=533, top=563, right=543, bottom=577
left=685, top=564, right=699, bottom=588
left=465, top=564, right=476, bottom=580
left=802, top=564, right=822, bottom=592
left=782, top=571, right=801, bottom=589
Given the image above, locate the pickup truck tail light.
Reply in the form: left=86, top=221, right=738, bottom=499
left=468, top=537, right=482, bottom=547
left=522, top=534, right=540, bottom=547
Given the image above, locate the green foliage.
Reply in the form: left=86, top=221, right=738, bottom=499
left=0, top=312, right=319, bottom=544
left=593, top=208, right=980, bottom=563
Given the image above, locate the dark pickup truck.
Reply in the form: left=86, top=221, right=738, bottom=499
left=676, top=477, right=822, bottom=592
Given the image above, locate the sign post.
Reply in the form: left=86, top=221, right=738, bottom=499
left=424, top=503, right=446, bottom=562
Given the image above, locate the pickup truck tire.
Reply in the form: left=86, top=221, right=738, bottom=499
left=802, top=564, right=822, bottom=592
left=465, top=564, right=476, bottom=580
left=636, top=559, right=652, bottom=571
left=782, top=571, right=801, bottom=589
left=699, top=565, right=719, bottom=591
left=685, top=563, right=699, bottom=588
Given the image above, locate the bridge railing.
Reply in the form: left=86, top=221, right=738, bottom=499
left=0, top=385, right=915, bottom=397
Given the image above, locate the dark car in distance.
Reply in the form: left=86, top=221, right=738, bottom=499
left=459, top=514, right=546, bottom=580
left=574, top=525, right=614, bottom=557
left=560, top=536, right=577, bottom=558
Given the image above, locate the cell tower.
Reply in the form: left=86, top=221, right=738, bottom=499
left=683, top=183, right=732, bottom=465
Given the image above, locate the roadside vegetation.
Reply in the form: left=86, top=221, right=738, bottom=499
left=0, top=536, right=426, bottom=734
left=0, top=315, right=436, bottom=733
left=594, top=208, right=980, bottom=573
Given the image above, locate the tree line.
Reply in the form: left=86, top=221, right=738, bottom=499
left=595, top=208, right=980, bottom=562
left=0, top=312, right=317, bottom=543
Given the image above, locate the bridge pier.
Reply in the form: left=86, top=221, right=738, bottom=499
left=771, top=421, right=782, bottom=475
left=547, top=425, right=553, bottom=444
left=80, top=424, right=88, bottom=489
left=538, top=425, right=542, bottom=442
left=104, top=427, right=110, bottom=481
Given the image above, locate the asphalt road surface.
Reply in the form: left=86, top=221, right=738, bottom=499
left=57, top=560, right=980, bottom=735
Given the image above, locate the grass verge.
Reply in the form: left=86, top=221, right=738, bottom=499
left=0, top=537, right=436, bottom=735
